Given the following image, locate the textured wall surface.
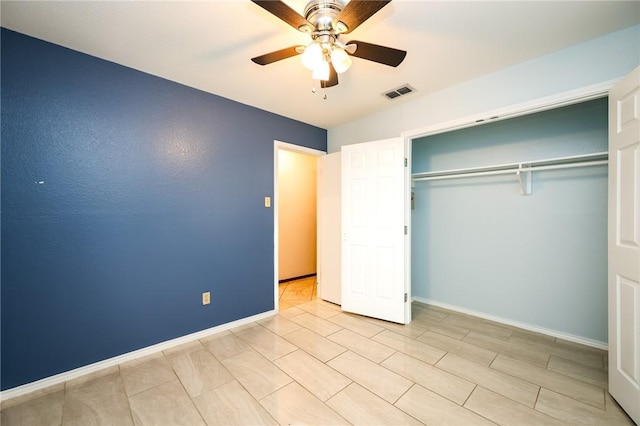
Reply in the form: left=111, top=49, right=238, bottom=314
left=1, top=28, right=326, bottom=390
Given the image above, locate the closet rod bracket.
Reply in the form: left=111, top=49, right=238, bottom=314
left=517, top=163, right=532, bottom=196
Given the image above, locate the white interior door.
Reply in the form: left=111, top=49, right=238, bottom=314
left=608, top=66, right=640, bottom=424
left=317, top=152, right=342, bottom=305
left=341, top=138, right=409, bottom=324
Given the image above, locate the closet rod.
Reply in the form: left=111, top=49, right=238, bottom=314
left=413, top=159, right=608, bottom=182
left=411, top=151, right=608, bottom=182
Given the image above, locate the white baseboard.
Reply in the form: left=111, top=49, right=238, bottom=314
left=412, top=297, right=608, bottom=350
left=0, top=309, right=276, bottom=403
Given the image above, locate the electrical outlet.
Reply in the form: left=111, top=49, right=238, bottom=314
left=264, top=196, right=271, bottom=208
left=202, top=292, right=211, bottom=305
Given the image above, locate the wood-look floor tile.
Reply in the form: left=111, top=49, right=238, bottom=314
left=1, top=389, right=64, bottom=426
left=490, top=354, right=605, bottom=409
left=193, top=380, right=277, bottom=426
left=547, top=354, right=608, bottom=388
left=7, top=303, right=622, bottom=426
left=464, top=386, right=564, bottom=426
left=162, top=339, right=205, bottom=358
left=278, top=300, right=298, bottom=310
left=463, top=331, right=549, bottom=367
left=297, top=300, right=341, bottom=319
left=328, top=328, right=396, bottom=363
left=257, top=314, right=302, bottom=336
left=283, top=327, right=346, bottom=362
left=395, top=384, right=495, bottom=426
left=232, top=324, right=298, bottom=360
left=118, top=352, right=165, bottom=370
left=508, top=335, right=604, bottom=369
left=436, top=353, right=539, bottom=408
left=373, top=329, right=446, bottom=364
left=289, top=312, right=343, bottom=336
left=280, top=282, right=314, bottom=303
left=327, top=351, right=412, bottom=404
left=200, top=331, right=251, bottom=361
left=64, top=371, right=133, bottom=426
left=381, top=352, right=475, bottom=405
left=418, top=331, right=497, bottom=366
left=274, top=350, right=351, bottom=401
left=170, top=349, right=234, bottom=398
left=411, top=303, right=450, bottom=321
left=555, top=338, right=608, bottom=357
left=260, top=382, right=348, bottom=425
left=128, top=379, right=205, bottom=426
left=327, top=383, right=423, bottom=425
left=327, top=313, right=385, bottom=338
left=277, top=306, right=305, bottom=318
left=65, top=366, right=120, bottom=389
left=120, top=356, right=177, bottom=397
left=510, top=329, right=556, bottom=345
left=221, top=350, right=292, bottom=400
left=535, top=388, right=633, bottom=425
left=442, top=312, right=513, bottom=340
left=360, top=316, right=428, bottom=338
left=411, top=315, right=470, bottom=340
left=1, top=383, right=65, bottom=411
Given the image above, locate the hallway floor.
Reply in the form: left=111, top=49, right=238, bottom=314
left=1, top=300, right=633, bottom=425
left=278, top=275, right=317, bottom=310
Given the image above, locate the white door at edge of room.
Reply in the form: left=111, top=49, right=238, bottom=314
left=341, top=137, right=410, bottom=324
left=317, top=152, right=341, bottom=305
left=608, top=65, right=640, bottom=424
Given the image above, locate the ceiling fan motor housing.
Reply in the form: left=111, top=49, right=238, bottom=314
left=303, top=0, right=346, bottom=32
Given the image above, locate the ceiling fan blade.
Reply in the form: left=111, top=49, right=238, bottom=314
left=251, top=46, right=304, bottom=65
left=333, top=0, right=391, bottom=34
left=251, top=0, right=313, bottom=32
left=348, top=40, right=406, bottom=67
left=321, top=63, right=339, bottom=88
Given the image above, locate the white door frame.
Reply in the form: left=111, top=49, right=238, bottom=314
left=401, top=79, right=619, bottom=142
left=401, top=78, right=620, bottom=344
left=273, top=140, right=326, bottom=312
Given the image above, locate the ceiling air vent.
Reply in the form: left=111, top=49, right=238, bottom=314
left=383, top=84, right=416, bottom=100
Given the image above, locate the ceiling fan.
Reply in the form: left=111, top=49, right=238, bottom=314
left=250, top=0, right=407, bottom=88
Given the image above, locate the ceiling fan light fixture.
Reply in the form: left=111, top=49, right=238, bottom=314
left=330, top=46, right=352, bottom=74
left=311, top=60, right=330, bottom=81
left=301, top=42, right=324, bottom=70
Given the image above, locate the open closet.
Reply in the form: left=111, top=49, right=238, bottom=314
left=410, top=97, right=609, bottom=346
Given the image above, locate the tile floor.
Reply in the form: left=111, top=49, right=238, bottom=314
left=1, top=294, right=634, bottom=425
left=278, top=276, right=317, bottom=310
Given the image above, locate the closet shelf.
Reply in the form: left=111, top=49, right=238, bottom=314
left=411, top=151, right=608, bottom=195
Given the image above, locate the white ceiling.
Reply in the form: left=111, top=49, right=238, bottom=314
left=2, top=1, right=638, bottom=129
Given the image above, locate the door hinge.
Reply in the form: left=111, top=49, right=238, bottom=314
left=404, top=158, right=408, bottom=167
left=404, top=225, right=408, bottom=235
left=404, top=293, right=408, bottom=302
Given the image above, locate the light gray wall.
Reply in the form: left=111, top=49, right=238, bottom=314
left=327, top=25, right=639, bottom=152
left=411, top=99, right=608, bottom=344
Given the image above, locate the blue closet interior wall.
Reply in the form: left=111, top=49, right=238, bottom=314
left=411, top=98, right=609, bottom=343
left=1, top=28, right=326, bottom=390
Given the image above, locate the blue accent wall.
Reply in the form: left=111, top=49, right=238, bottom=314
left=1, top=28, right=326, bottom=390
left=411, top=98, right=608, bottom=343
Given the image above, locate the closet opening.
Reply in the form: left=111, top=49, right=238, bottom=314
left=408, top=95, right=610, bottom=348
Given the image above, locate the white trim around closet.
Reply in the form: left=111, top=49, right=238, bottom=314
left=404, top=78, right=619, bottom=351
left=401, top=78, right=619, bottom=142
